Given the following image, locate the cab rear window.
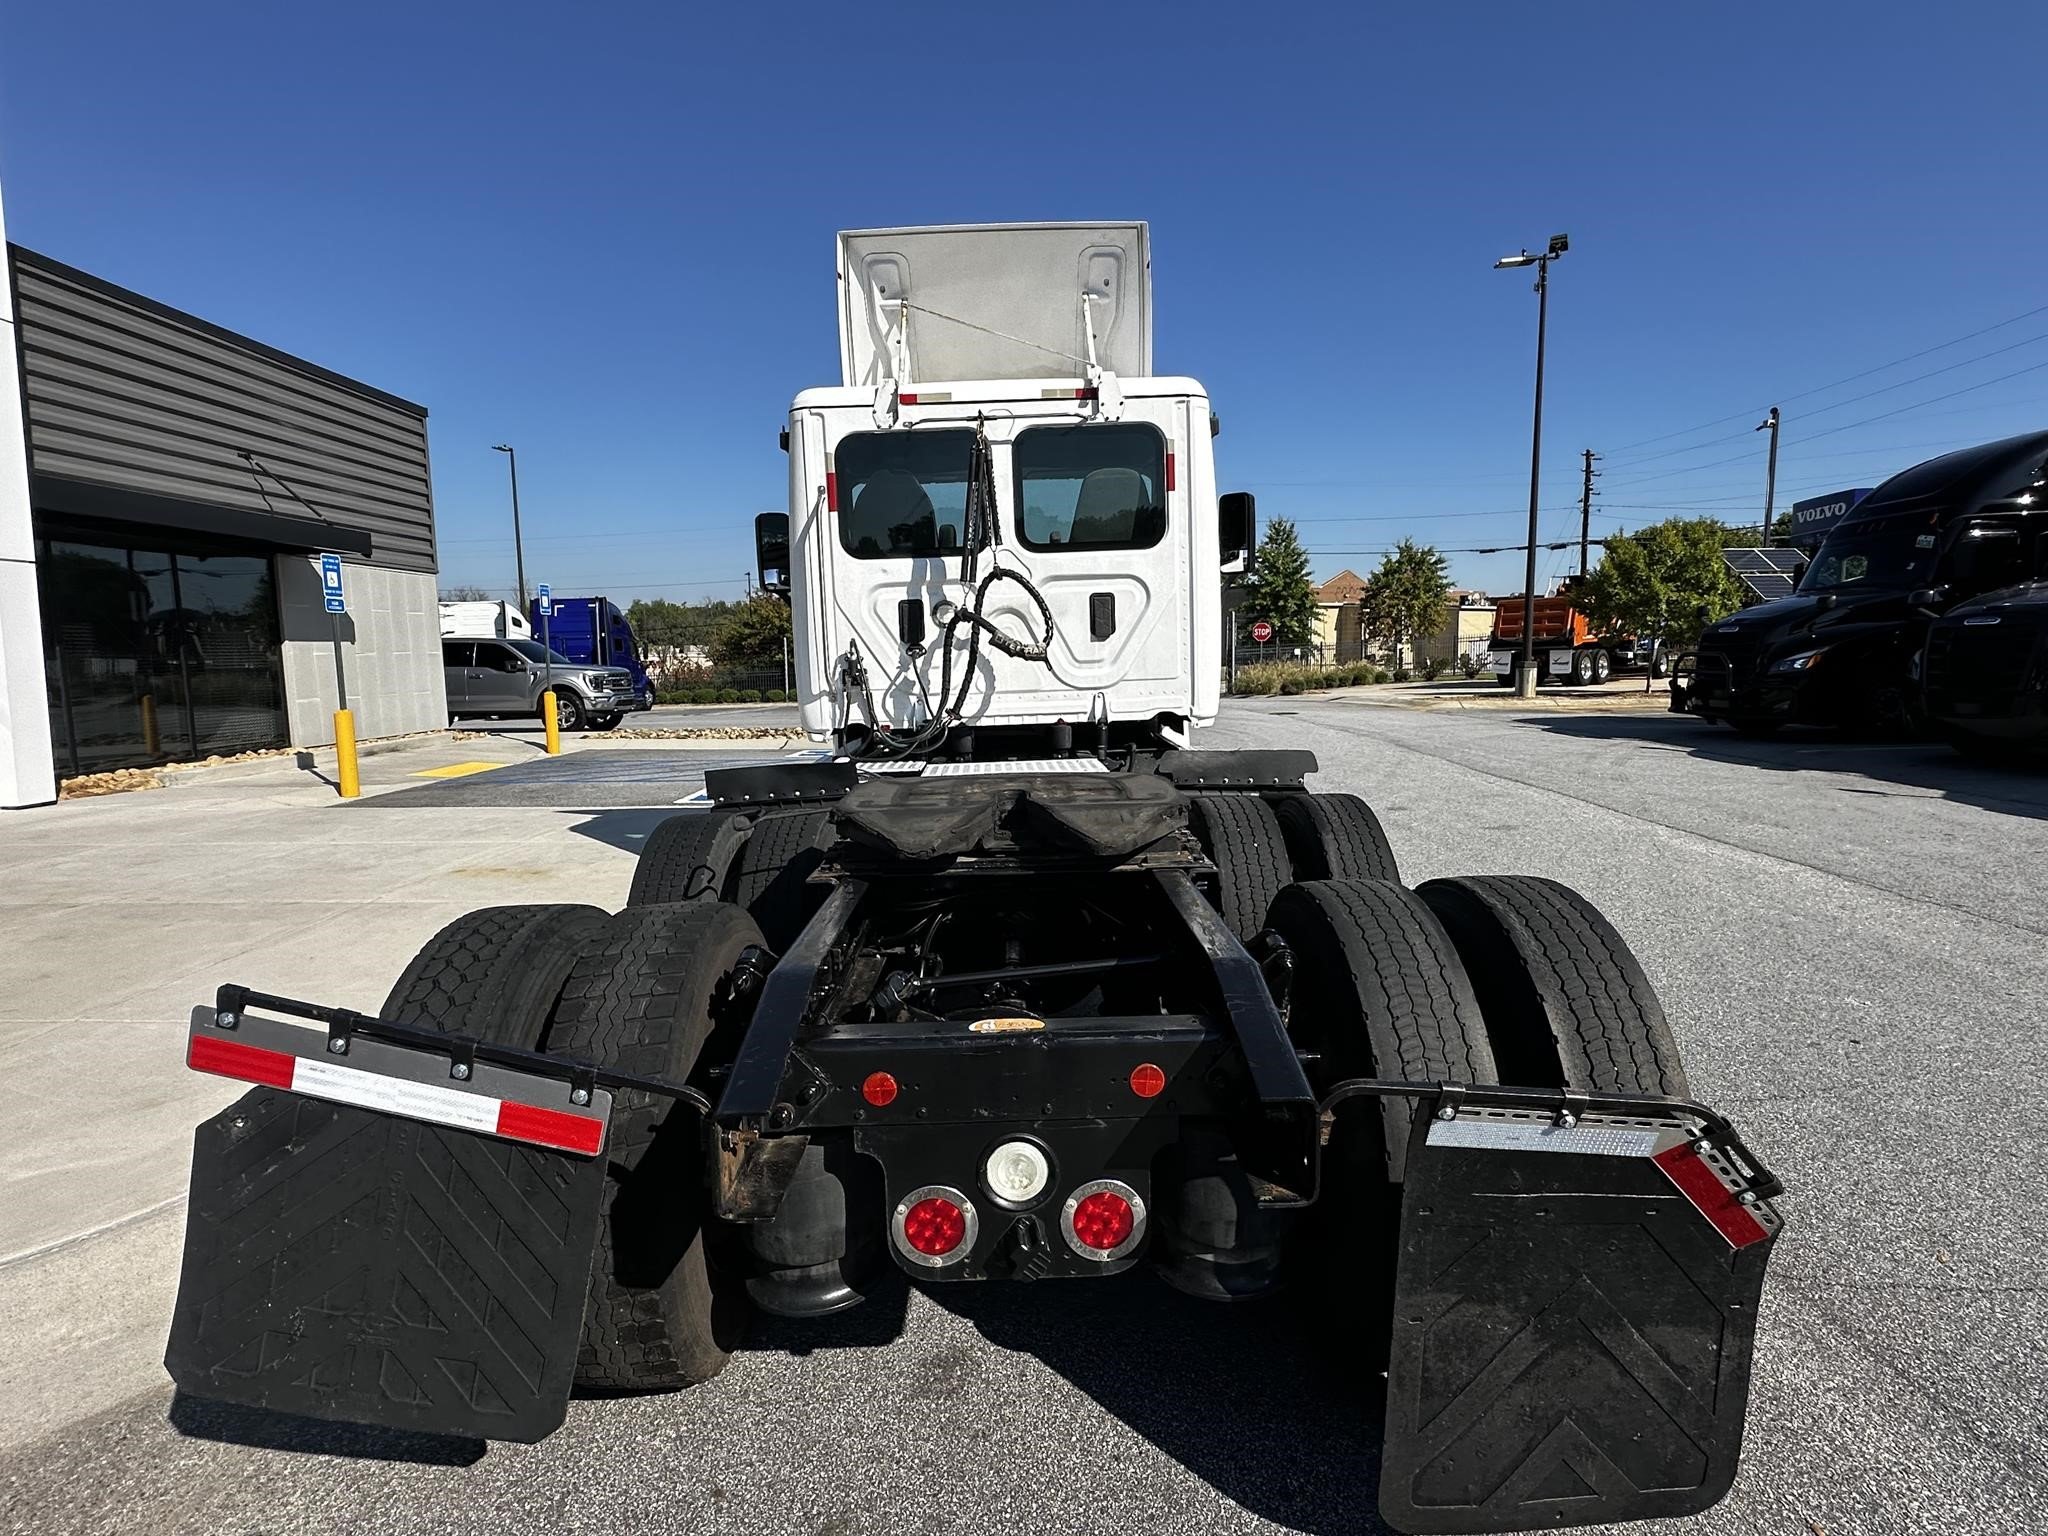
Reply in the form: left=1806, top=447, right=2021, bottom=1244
left=1013, top=423, right=1166, bottom=552
left=835, top=430, right=975, bottom=558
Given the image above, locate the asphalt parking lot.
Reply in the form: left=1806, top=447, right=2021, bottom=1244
left=3, top=699, right=2044, bottom=1536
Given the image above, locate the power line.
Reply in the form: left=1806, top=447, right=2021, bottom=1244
left=1600, top=298, right=2048, bottom=457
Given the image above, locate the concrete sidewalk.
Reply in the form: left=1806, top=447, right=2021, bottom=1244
left=0, top=731, right=775, bottom=1452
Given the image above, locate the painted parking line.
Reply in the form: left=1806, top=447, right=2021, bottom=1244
left=410, top=761, right=505, bottom=779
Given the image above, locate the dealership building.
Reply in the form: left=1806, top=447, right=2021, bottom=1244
left=0, top=182, right=447, bottom=808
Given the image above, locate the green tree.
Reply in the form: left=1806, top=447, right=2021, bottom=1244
left=439, top=584, right=494, bottom=601
left=1240, top=517, right=1320, bottom=645
left=1576, top=517, right=1747, bottom=649
left=1359, top=539, right=1452, bottom=666
left=711, top=595, right=792, bottom=663
left=628, top=597, right=733, bottom=649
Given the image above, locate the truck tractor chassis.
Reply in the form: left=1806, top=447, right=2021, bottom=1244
left=164, top=749, right=1781, bottom=1535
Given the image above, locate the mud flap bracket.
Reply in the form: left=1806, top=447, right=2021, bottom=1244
left=1378, top=1104, right=1780, bottom=1533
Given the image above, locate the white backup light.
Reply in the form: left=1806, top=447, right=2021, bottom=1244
left=983, top=1140, right=1052, bottom=1204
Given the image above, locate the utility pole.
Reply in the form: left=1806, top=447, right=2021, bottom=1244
left=1756, top=407, right=1781, bottom=547
left=1578, top=449, right=1601, bottom=579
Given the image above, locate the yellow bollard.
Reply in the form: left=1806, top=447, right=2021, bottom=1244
left=140, top=694, right=160, bottom=757
left=542, top=690, right=561, bottom=755
left=334, top=708, right=361, bottom=799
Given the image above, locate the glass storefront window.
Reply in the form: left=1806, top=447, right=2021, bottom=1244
left=38, top=535, right=288, bottom=775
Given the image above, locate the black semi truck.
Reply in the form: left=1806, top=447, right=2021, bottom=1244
left=1671, top=429, right=2048, bottom=736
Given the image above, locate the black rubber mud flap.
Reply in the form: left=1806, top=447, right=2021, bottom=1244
left=1378, top=1106, right=1780, bottom=1533
left=165, top=1090, right=607, bottom=1443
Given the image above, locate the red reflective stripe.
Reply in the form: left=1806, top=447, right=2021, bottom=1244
left=899, top=393, right=920, bottom=404
left=496, top=1099, right=605, bottom=1155
left=825, top=471, right=839, bottom=512
left=188, top=1033, right=297, bottom=1090
left=1653, top=1144, right=1770, bottom=1249
left=1166, top=452, right=1177, bottom=492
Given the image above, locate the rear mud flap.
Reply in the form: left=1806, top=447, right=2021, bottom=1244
left=1378, top=1108, right=1779, bottom=1533
left=165, top=1087, right=606, bottom=1443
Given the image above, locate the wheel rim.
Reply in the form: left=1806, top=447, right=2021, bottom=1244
left=555, top=694, right=583, bottom=731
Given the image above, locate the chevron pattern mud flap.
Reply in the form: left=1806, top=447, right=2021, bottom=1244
left=165, top=1086, right=607, bottom=1443
left=1377, top=1107, right=1780, bottom=1533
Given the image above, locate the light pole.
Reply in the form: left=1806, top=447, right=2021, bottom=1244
left=491, top=443, right=528, bottom=610
left=1496, top=233, right=1569, bottom=699
left=1756, top=407, right=1781, bottom=547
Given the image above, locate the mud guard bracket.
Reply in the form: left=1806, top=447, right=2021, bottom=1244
left=1379, top=1106, right=1779, bottom=1533
left=165, top=1088, right=606, bottom=1443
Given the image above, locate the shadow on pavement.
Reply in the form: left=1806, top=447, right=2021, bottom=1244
left=561, top=807, right=688, bottom=855
left=924, top=1273, right=1392, bottom=1536
left=1530, top=711, right=2048, bottom=821
left=167, top=1391, right=486, bottom=1465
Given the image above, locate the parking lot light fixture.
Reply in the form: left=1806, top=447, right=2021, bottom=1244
left=1496, top=233, right=1569, bottom=698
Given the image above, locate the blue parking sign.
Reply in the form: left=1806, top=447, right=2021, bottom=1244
left=320, top=554, right=346, bottom=614
left=537, top=582, right=552, bottom=616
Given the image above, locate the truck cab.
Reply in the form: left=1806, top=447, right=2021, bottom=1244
left=530, top=596, right=656, bottom=711
left=1672, top=430, right=2048, bottom=735
left=766, top=224, right=1249, bottom=752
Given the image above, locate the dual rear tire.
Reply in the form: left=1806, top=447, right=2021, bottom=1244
left=629, top=806, right=833, bottom=951
left=382, top=898, right=769, bottom=1394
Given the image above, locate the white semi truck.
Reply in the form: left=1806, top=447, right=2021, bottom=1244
left=165, top=224, right=1782, bottom=1534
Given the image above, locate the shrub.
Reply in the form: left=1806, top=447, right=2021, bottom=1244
left=1458, top=653, right=1484, bottom=680
left=738, top=689, right=763, bottom=704
left=766, top=688, right=788, bottom=703
left=1279, top=679, right=1303, bottom=695
left=716, top=688, right=741, bottom=703
left=1419, top=655, right=1444, bottom=682
left=1393, top=668, right=1412, bottom=683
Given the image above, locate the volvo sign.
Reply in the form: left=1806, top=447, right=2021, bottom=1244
left=1789, top=488, right=1874, bottom=547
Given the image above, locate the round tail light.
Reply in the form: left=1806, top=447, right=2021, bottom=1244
left=891, top=1185, right=979, bottom=1268
left=1061, top=1178, right=1147, bottom=1261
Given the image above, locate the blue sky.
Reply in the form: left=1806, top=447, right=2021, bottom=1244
left=4, top=2, right=2045, bottom=601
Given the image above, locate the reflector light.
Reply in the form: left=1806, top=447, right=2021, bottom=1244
left=983, top=1140, right=1052, bottom=1204
left=1060, top=1176, right=1147, bottom=1261
left=1653, top=1143, right=1772, bottom=1250
left=891, top=1183, right=979, bottom=1267
left=186, top=1032, right=607, bottom=1155
left=1129, top=1063, right=1166, bottom=1099
left=1166, top=452, right=1177, bottom=493
left=1070, top=1191, right=1134, bottom=1251
left=902, top=1197, right=966, bottom=1256
left=861, top=1071, right=899, bottom=1107
left=825, top=469, right=839, bottom=512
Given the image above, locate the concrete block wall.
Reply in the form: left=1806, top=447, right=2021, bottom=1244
left=278, top=557, right=445, bottom=747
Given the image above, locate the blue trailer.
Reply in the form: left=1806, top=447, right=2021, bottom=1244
left=531, top=596, right=655, bottom=710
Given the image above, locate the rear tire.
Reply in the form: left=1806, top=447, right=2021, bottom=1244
left=730, top=807, right=833, bottom=951
left=629, top=810, right=751, bottom=907
left=1273, top=792, right=1400, bottom=884
left=1266, top=879, right=1495, bottom=1369
left=1572, top=649, right=1596, bottom=685
left=547, top=902, right=765, bottom=1391
left=1592, top=649, right=1613, bottom=684
left=1416, top=875, right=1688, bottom=1095
left=1494, top=673, right=1517, bottom=688
left=381, top=904, right=609, bottom=1047
left=1187, top=792, right=1292, bottom=942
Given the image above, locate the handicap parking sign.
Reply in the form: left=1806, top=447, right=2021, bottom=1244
left=537, top=582, right=552, bottom=616
left=320, top=554, right=346, bottom=614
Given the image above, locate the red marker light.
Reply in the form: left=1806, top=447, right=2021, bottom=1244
left=825, top=470, right=839, bottom=512
left=901, top=1196, right=967, bottom=1257
left=1070, top=1190, right=1135, bottom=1251
left=861, top=1071, right=899, bottom=1107
left=1129, top=1063, right=1166, bottom=1099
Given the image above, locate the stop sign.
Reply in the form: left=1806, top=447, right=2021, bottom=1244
left=1250, top=620, right=1275, bottom=644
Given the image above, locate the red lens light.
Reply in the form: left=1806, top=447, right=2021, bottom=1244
left=861, top=1071, right=899, bottom=1107
left=902, top=1196, right=967, bottom=1257
left=1070, top=1190, right=1135, bottom=1251
left=1129, top=1062, right=1166, bottom=1099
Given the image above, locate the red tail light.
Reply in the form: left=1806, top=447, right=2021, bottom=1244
left=892, top=1184, right=979, bottom=1267
left=1061, top=1178, right=1146, bottom=1261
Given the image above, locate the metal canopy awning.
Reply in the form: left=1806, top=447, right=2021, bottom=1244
left=30, top=474, right=374, bottom=557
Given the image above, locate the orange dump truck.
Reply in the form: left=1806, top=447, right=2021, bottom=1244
left=1487, top=592, right=1665, bottom=686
